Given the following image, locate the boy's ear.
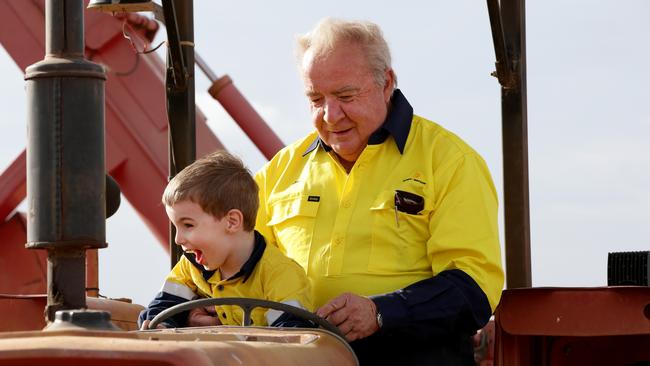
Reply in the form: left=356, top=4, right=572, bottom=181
left=224, top=209, right=244, bottom=232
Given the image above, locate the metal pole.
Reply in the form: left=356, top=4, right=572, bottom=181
left=25, top=0, right=107, bottom=321
left=486, top=0, right=514, bottom=88
left=500, top=0, right=532, bottom=288
left=163, top=0, right=195, bottom=267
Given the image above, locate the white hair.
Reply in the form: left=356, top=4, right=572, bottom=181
left=296, top=18, right=397, bottom=87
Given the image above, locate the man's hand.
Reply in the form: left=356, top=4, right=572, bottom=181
left=316, top=292, right=380, bottom=342
left=139, top=319, right=167, bottom=330
left=187, top=305, right=221, bottom=327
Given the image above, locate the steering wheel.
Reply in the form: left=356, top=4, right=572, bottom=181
left=147, top=297, right=346, bottom=339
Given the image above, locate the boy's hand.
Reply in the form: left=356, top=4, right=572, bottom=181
left=187, top=306, right=222, bottom=327
left=139, top=319, right=167, bottom=330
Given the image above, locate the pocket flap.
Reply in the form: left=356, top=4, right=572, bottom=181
left=267, top=193, right=320, bottom=226
left=369, top=190, right=395, bottom=211
left=370, top=189, right=432, bottom=213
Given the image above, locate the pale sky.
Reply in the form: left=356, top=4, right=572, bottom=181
left=1, top=1, right=649, bottom=306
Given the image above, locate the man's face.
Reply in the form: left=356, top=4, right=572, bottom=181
left=166, top=200, right=233, bottom=271
left=301, top=42, right=393, bottom=165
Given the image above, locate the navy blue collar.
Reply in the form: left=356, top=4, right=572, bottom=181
left=302, top=136, right=331, bottom=156
left=184, top=230, right=266, bottom=283
left=302, top=89, right=413, bottom=156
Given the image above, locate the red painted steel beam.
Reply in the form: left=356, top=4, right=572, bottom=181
left=0, top=0, right=45, bottom=68
left=0, top=150, right=25, bottom=221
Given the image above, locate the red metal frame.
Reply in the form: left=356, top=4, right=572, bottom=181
left=495, top=287, right=650, bottom=365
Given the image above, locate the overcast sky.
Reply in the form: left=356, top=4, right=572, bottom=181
left=1, top=1, right=649, bottom=306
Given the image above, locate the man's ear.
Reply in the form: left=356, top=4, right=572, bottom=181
left=383, top=68, right=395, bottom=102
left=224, top=209, right=244, bottom=232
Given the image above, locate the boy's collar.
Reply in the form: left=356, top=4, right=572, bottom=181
left=227, top=230, right=266, bottom=283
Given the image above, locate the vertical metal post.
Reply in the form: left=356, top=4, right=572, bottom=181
left=25, top=0, right=107, bottom=321
left=500, top=0, right=532, bottom=288
left=163, top=0, right=196, bottom=267
left=86, top=249, right=99, bottom=297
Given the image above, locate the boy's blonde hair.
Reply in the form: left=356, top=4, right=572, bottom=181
left=163, top=150, right=259, bottom=231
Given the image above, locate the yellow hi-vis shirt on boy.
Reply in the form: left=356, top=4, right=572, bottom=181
left=162, top=231, right=312, bottom=326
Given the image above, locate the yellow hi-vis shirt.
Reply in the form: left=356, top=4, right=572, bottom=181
left=163, top=232, right=312, bottom=326
left=255, top=112, right=503, bottom=312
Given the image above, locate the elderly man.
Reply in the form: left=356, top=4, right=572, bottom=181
left=255, top=18, right=503, bottom=365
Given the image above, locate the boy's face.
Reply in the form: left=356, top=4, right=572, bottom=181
left=165, top=200, right=234, bottom=271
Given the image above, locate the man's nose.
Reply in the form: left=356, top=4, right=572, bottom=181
left=323, top=98, right=344, bottom=125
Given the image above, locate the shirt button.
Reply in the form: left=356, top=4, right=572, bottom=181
left=334, top=237, right=342, bottom=246
left=217, top=285, right=224, bottom=291
left=342, top=201, right=351, bottom=208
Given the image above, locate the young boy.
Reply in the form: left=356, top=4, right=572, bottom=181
left=138, top=150, right=313, bottom=329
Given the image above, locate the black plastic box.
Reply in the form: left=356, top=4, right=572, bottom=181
left=607, top=251, right=649, bottom=286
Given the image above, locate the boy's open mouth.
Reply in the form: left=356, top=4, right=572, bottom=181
left=186, top=249, right=205, bottom=265
left=194, top=249, right=204, bottom=264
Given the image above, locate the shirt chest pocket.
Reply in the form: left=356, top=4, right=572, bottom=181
left=367, top=190, right=432, bottom=273
left=266, top=192, right=320, bottom=271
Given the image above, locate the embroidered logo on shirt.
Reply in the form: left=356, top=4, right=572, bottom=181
left=402, top=171, right=426, bottom=185
left=402, top=177, right=426, bottom=185
left=307, top=195, right=320, bottom=202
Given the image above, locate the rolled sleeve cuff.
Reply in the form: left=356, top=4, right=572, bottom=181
left=370, top=291, right=408, bottom=332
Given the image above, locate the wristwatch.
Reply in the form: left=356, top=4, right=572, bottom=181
left=376, top=310, right=383, bottom=329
